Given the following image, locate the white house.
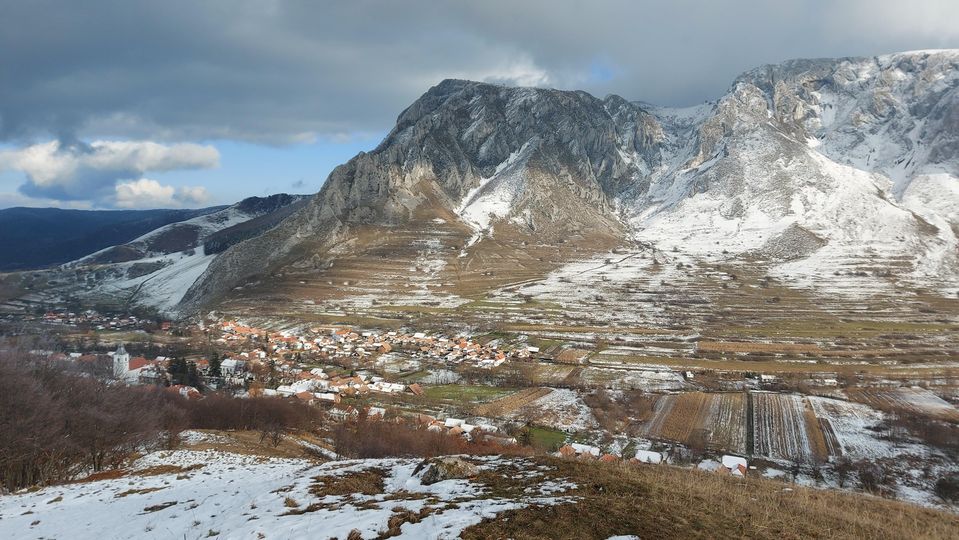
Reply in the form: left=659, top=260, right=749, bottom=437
left=570, top=443, right=600, bottom=457
left=634, top=450, right=663, bottom=464
left=220, top=358, right=246, bottom=376
left=721, top=455, right=749, bottom=476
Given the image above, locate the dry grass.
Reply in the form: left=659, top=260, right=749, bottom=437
left=647, top=392, right=711, bottom=446
left=135, top=464, right=204, bottom=477
left=461, top=457, right=959, bottom=540
left=179, top=429, right=321, bottom=460
left=803, top=397, right=830, bottom=462
left=73, top=469, right=127, bottom=483
left=473, top=387, right=552, bottom=416
left=309, top=468, right=387, bottom=498
left=115, top=487, right=165, bottom=498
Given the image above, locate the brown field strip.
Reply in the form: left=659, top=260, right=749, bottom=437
left=817, top=416, right=842, bottom=457
left=646, top=392, right=711, bottom=445
left=598, top=355, right=959, bottom=377
left=473, top=387, right=552, bottom=416
left=697, top=341, right=823, bottom=354
left=802, top=397, right=830, bottom=461
left=499, top=323, right=678, bottom=336
left=644, top=395, right=675, bottom=438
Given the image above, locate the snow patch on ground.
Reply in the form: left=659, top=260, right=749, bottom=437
left=0, top=450, right=576, bottom=540
left=507, top=388, right=598, bottom=431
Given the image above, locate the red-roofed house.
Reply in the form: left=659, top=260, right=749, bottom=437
left=128, top=357, right=150, bottom=371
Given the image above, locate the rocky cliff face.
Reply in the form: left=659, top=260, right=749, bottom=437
left=180, top=50, right=959, bottom=315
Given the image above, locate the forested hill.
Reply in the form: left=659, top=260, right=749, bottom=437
left=0, top=206, right=223, bottom=271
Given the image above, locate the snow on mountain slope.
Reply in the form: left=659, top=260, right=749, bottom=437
left=171, top=50, right=957, bottom=315
left=617, top=49, right=959, bottom=294
left=0, top=450, right=574, bottom=540
left=101, top=249, right=219, bottom=313
left=456, top=140, right=538, bottom=232
left=59, top=195, right=305, bottom=314
left=78, top=205, right=255, bottom=265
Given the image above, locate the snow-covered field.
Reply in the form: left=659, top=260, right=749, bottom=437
left=752, top=393, right=813, bottom=463
left=506, top=388, right=598, bottom=432
left=0, top=450, right=576, bottom=540
left=809, top=396, right=927, bottom=459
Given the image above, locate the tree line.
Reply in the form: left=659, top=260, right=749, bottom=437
left=0, top=350, right=320, bottom=492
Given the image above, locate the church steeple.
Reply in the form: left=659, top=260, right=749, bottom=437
left=113, top=343, right=130, bottom=379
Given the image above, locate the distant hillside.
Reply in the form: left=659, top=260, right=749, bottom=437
left=0, top=206, right=224, bottom=271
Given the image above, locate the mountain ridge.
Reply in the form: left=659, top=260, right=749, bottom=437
left=8, top=50, right=954, bottom=317
left=173, top=49, right=957, bottom=317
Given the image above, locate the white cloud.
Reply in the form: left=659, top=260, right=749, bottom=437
left=829, top=1, right=959, bottom=43
left=475, top=55, right=553, bottom=87
left=175, top=185, right=210, bottom=206
left=114, top=178, right=210, bottom=209
left=0, top=139, right=219, bottom=202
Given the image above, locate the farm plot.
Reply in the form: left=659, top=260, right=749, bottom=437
left=752, top=393, right=814, bottom=463
left=703, top=393, right=748, bottom=455
left=505, top=388, right=598, bottom=432
left=644, top=392, right=711, bottom=446
left=845, top=387, right=959, bottom=422
left=696, top=341, right=823, bottom=354
left=580, top=367, right=687, bottom=391
left=802, top=397, right=830, bottom=461
left=644, top=394, right=676, bottom=438
left=808, top=396, right=925, bottom=459
left=473, top=387, right=552, bottom=416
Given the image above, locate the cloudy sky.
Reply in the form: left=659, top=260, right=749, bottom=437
left=1, top=0, right=957, bottom=209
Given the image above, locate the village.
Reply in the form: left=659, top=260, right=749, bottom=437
left=13, top=312, right=755, bottom=476
left=5, top=305, right=959, bottom=508
left=15, top=315, right=549, bottom=449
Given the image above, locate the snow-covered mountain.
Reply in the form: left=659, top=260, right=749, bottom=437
left=165, top=50, right=959, bottom=313
left=630, top=51, right=959, bottom=291
left=57, top=194, right=307, bottom=312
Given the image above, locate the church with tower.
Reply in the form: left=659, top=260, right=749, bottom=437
left=113, top=344, right=130, bottom=379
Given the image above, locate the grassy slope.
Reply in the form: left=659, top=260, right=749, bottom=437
left=463, top=457, right=959, bottom=540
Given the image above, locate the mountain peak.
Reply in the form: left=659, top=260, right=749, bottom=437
left=173, top=51, right=959, bottom=313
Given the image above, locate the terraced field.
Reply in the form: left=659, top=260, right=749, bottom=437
left=845, top=388, right=959, bottom=422
left=216, top=235, right=959, bottom=397
left=646, top=392, right=712, bottom=445
left=704, top=393, right=749, bottom=454
left=752, top=393, right=814, bottom=463
left=473, top=387, right=553, bottom=416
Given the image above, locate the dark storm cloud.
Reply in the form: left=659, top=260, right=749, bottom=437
left=1, top=0, right=957, bottom=143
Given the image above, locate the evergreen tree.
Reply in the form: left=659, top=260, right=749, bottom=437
left=186, top=362, right=202, bottom=389
left=167, top=356, right=188, bottom=385
left=209, top=352, right=221, bottom=378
